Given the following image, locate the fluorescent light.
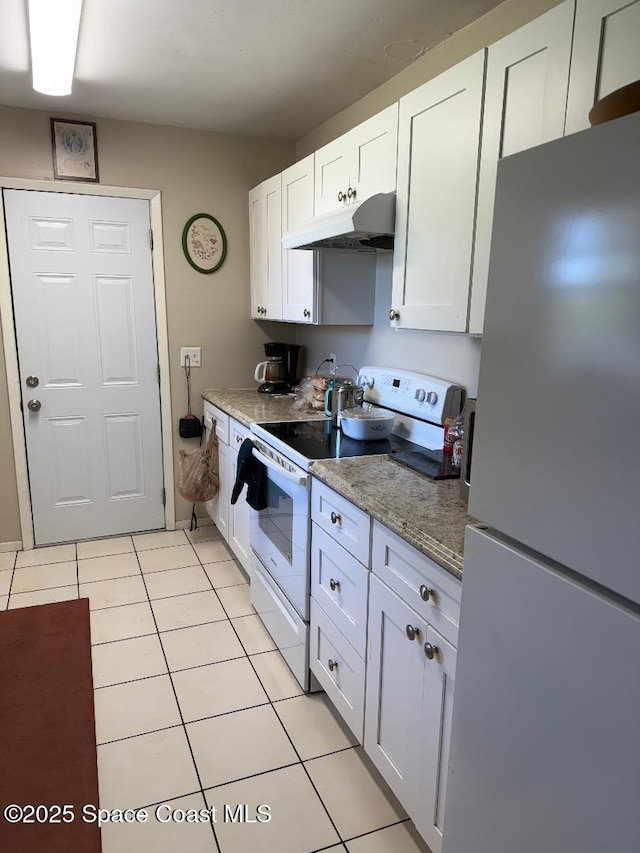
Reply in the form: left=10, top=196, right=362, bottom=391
left=28, top=0, right=83, bottom=96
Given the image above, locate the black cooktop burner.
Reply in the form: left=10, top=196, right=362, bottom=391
left=260, top=419, right=423, bottom=461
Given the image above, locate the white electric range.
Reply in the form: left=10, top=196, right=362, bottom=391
left=248, top=366, right=464, bottom=690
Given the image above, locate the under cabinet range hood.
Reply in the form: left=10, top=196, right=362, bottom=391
left=282, top=192, right=395, bottom=252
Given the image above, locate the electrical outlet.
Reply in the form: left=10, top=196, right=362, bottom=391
left=180, top=347, right=201, bottom=367
left=329, top=352, right=337, bottom=374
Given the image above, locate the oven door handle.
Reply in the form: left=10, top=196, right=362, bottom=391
left=252, top=447, right=309, bottom=487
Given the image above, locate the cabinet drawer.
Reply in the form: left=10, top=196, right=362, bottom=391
left=311, top=523, right=369, bottom=657
left=372, top=521, right=461, bottom=648
left=311, top=480, right=371, bottom=565
left=230, top=418, right=249, bottom=450
left=203, top=401, right=229, bottom=445
left=310, top=596, right=365, bottom=741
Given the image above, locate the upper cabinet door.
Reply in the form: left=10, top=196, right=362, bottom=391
left=281, top=155, right=316, bottom=323
left=468, top=1, right=573, bottom=335
left=314, top=136, right=352, bottom=217
left=263, top=174, right=283, bottom=321
left=348, top=103, right=399, bottom=205
left=565, top=0, right=640, bottom=134
left=314, top=105, right=399, bottom=217
left=390, top=50, right=486, bottom=332
left=248, top=184, right=265, bottom=319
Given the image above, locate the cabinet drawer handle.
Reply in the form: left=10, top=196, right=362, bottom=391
left=328, top=658, right=338, bottom=672
left=329, top=578, right=340, bottom=592
left=347, top=187, right=356, bottom=199
left=406, top=624, right=420, bottom=641
left=236, top=434, right=242, bottom=443
left=389, top=308, right=400, bottom=321
left=330, top=511, right=341, bottom=525
left=338, top=190, right=346, bottom=202
left=419, top=585, right=435, bottom=602
left=424, top=642, right=438, bottom=660
left=303, top=308, right=311, bottom=318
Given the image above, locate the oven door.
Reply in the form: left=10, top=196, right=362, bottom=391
left=250, top=443, right=311, bottom=621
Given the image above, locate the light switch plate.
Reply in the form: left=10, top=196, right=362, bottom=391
left=180, top=347, right=201, bottom=367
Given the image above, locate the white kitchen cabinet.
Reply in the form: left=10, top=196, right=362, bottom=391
left=281, top=155, right=315, bottom=322
left=228, top=419, right=251, bottom=572
left=311, top=479, right=372, bottom=565
left=390, top=50, right=485, bottom=332
left=365, top=574, right=456, bottom=853
left=565, top=0, right=640, bottom=135
left=314, top=104, right=398, bottom=217
left=249, top=174, right=282, bottom=320
left=468, top=2, right=573, bottom=334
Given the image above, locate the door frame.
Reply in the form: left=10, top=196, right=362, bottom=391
left=0, top=177, right=175, bottom=550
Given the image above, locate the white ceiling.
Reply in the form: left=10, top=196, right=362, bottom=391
left=0, top=0, right=502, bottom=140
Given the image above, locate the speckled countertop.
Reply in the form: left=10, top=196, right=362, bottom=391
left=202, top=389, right=327, bottom=427
left=202, top=389, right=476, bottom=579
left=311, top=457, right=479, bottom=580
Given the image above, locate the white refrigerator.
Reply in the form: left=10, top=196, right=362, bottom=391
left=443, top=112, right=640, bottom=853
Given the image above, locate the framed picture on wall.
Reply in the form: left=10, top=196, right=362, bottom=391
left=182, top=213, right=228, bottom=274
left=50, top=118, right=99, bottom=182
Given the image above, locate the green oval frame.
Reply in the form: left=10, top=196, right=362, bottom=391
left=182, top=213, right=228, bottom=274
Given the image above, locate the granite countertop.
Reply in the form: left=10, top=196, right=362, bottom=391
left=202, top=389, right=327, bottom=427
left=202, top=388, right=476, bottom=580
left=311, top=456, right=479, bottom=580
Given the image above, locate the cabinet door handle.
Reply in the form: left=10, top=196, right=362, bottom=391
left=424, top=642, right=438, bottom=660
left=419, top=585, right=435, bottom=602
left=389, top=308, right=400, bottom=321
left=328, top=658, right=338, bottom=672
left=337, top=190, right=346, bottom=202
left=406, top=624, right=420, bottom=641
left=236, top=434, right=242, bottom=444
left=347, top=187, right=356, bottom=199
left=303, top=308, right=311, bottom=318
left=330, top=511, right=341, bottom=525
left=329, top=578, right=340, bottom=592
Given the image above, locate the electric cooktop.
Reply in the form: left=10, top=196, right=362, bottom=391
left=259, top=420, right=459, bottom=479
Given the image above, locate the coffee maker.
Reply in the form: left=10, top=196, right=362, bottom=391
left=254, top=343, right=301, bottom=394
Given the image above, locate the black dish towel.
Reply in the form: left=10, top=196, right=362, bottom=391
left=230, top=439, right=268, bottom=511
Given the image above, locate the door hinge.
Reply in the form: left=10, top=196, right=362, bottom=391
left=149, top=228, right=154, bottom=250
left=162, top=487, right=166, bottom=506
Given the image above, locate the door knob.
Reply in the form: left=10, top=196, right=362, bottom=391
left=406, top=624, right=419, bottom=641
left=347, top=187, right=356, bottom=199
left=330, top=511, right=341, bottom=524
left=26, top=375, right=39, bottom=388
left=389, top=309, right=400, bottom=321
left=303, top=308, right=311, bottom=318
left=329, top=578, right=340, bottom=592
left=27, top=399, right=41, bottom=412
left=328, top=659, right=338, bottom=672
left=424, top=642, right=438, bottom=660
left=338, top=190, right=346, bottom=202
left=419, top=585, right=435, bottom=602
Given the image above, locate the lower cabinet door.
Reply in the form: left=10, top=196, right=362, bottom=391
left=364, top=576, right=428, bottom=812
left=214, top=439, right=230, bottom=541
left=310, top=596, right=365, bottom=741
left=416, top=625, right=457, bottom=853
left=365, top=576, right=457, bottom=853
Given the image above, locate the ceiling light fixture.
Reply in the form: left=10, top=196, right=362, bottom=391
left=28, top=0, right=83, bottom=96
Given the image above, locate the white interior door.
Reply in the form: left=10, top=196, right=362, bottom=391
left=4, top=189, right=165, bottom=545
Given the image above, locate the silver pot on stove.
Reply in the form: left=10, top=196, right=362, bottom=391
left=324, top=379, right=364, bottom=427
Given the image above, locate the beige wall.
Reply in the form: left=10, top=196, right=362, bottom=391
left=293, top=0, right=563, bottom=398
left=0, top=105, right=295, bottom=543
left=296, top=0, right=563, bottom=157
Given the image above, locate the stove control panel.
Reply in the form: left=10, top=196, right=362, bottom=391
left=357, top=366, right=463, bottom=425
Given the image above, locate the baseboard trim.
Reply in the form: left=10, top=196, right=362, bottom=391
left=175, top=516, right=215, bottom=531
left=0, top=540, right=22, bottom=553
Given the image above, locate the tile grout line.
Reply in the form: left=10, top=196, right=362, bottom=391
left=200, top=553, right=349, bottom=848
left=129, top=536, right=222, bottom=853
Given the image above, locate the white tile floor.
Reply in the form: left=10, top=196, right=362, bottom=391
left=0, top=525, right=430, bottom=853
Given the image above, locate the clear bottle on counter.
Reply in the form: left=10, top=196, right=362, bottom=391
left=448, top=410, right=466, bottom=469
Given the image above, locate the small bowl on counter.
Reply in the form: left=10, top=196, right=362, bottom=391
left=339, top=405, right=396, bottom=440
